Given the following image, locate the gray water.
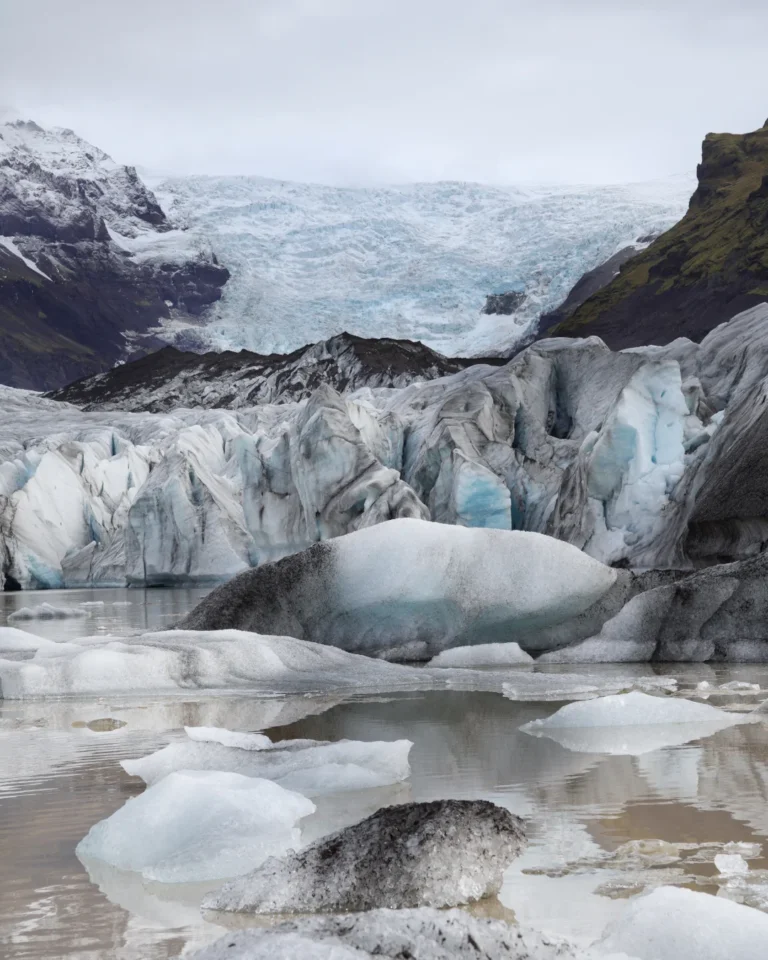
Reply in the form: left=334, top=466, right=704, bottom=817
left=2, top=592, right=768, bottom=958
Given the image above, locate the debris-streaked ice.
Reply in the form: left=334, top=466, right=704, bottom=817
left=75, top=769, right=315, bottom=883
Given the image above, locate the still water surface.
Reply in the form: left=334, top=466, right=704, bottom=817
left=2, top=590, right=768, bottom=958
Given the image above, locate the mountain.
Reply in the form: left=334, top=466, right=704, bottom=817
left=48, top=332, right=502, bottom=412
left=152, top=173, right=692, bottom=358
left=544, top=121, right=768, bottom=347
left=0, top=120, right=229, bottom=389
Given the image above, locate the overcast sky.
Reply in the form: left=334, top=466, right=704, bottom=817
left=1, top=0, right=766, bottom=185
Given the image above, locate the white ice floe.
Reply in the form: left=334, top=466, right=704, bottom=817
left=715, top=853, right=750, bottom=876
left=0, top=629, right=426, bottom=699
left=122, top=729, right=412, bottom=795
left=598, top=886, right=768, bottom=960
left=76, top=769, right=315, bottom=883
left=500, top=673, right=675, bottom=703
left=428, top=643, right=533, bottom=668
left=8, top=602, right=87, bottom=621
left=520, top=691, right=745, bottom=754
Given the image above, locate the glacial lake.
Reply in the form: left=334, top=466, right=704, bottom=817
left=2, top=589, right=768, bottom=958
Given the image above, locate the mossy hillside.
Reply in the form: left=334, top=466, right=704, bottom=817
left=552, top=122, right=768, bottom=346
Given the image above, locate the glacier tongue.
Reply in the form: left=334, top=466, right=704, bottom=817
left=153, top=174, right=692, bottom=357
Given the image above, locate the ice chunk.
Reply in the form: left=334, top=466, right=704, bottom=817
left=188, top=908, right=589, bottom=960
left=0, top=628, right=428, bottom=699
left=8, top=602, right=87, bottom=621
left=122, top=730, right=412, bottom=796
left=525, top=691, right=740, bottom=727
left=501, top=673, right=675, bottom=703
left=203, top=800, right=526, bottom=914
left=184, top=726, right=272, bottom=750
left=180, top=519, right=618, bottom=658
left=520, top=691, right=744, bottom=755
left=715, top=853, right=750, bottom=875
left=76, top=770, right=315, bottom=883
left=598, top=886, right=768, bottom=960
left=428, top=643, right=533, bottom=668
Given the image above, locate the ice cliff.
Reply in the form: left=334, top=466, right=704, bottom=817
left=4, top=303, right=768, bottom=595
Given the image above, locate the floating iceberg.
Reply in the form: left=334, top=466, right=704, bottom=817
left=598, top=886, right=768, bottom=960
left=8, top=602, right=87, bottom=621
left=204, top=800, right=526, bottom=914
left=180, top=519, right=617, bottom=659
left=521, top=691, right=745, bottom=755
left=428, top=643, right=533, bottom=668
left=501, top=673, right=675, bottom=703
left=122, top=728, right=413, bottom=795
left=0, top=629, right=427, bottom=699
left=76, top=769, right=315, bottom=883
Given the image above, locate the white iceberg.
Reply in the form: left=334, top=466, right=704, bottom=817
left=501, top=673, right=675, bottom=703
left=0, top=628, right=427, bottom=699
left=122, top=728, right=412, bottom=796
left=75, top=769, right=315, bottom=883
left=428, top=643, right=533, bottom=668
left=598, top=886, right=768, bottom=960
left=8, top=602, right=87, bottom=621
left=520, top=691, right=745, bottom=754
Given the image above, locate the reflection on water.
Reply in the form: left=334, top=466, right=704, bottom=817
left=0, top=586, right=210, bottom=642
left=2, top=666, right=768, bottom=958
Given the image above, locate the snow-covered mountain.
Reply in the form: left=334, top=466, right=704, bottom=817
left=0, top=120, right=228, bottom=389
left=153, top=173, right=694, bottom=357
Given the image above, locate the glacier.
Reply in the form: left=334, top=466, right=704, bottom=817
left=3, top=305, right=768, bottom=661
left=153, top=173, right=693, bottom=357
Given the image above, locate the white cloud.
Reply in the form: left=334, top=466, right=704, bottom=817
left=1, top=0, right=766, bottom=184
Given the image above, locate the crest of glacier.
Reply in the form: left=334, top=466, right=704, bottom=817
left=153, top=174, right=692, bottom=356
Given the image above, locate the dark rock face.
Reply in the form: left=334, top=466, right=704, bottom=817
left=189, top=909, right=580, bottom=960
left=482, top=290, right=526, bottom=315
left=48, top=332, right=502, bottom=412
left=547, top=122, right=768, bottom=347
left=555, top=551, right=768, bottom=663
left=202, top=800, right=526, bottom=914
left=538, top=244, right=644, bottom=335
left=0, top=120, right=228, bottom=390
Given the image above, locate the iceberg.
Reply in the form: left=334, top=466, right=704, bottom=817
left=122, top=729, right=413, bottom=795
left=203, top=800, right=526, bottom=914
left=598, top=886, right=768, bottom=960
left=428, top=643, right=533, bottom=668
left=75, top=769, right=315, bottom=883
left=8, top=602, right=87, bottom=621
left=180, top=519, right=617, bottom=658
left=0, top=628, right=427, bottom=699
left=521, top=691, right=745, bottom=755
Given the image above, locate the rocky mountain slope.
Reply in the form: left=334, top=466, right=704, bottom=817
left=48, top=332, right=502, bottom=412
left=152, top=173, right=691, bottom=358
left=546, top=120, right=768, bottom=347
left=0, top=120, right=229, bottom=389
